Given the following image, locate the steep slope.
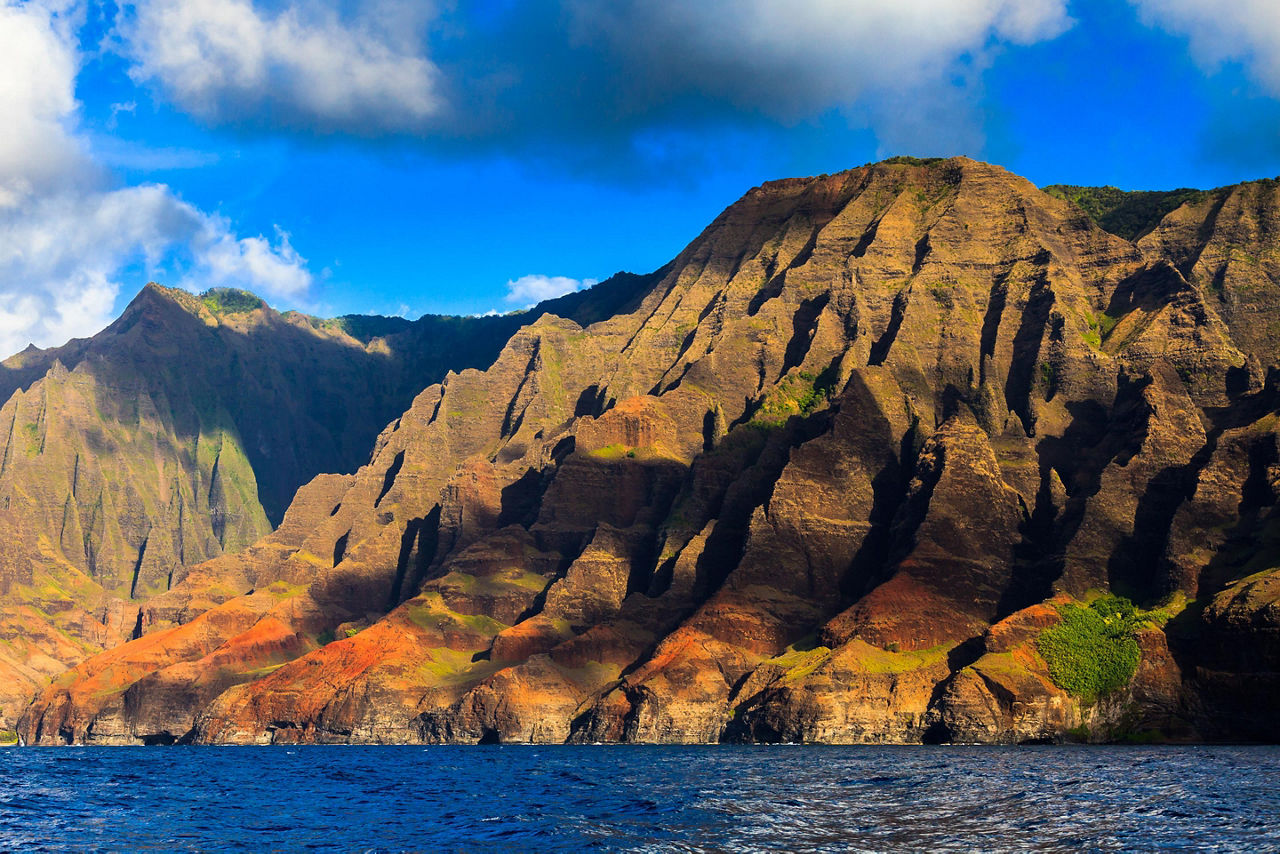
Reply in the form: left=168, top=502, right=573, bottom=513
left=0, top=277, right=651, bottom=730
left=1136, top=178, right=1280, bottom=370
left=20, top=157, right=1280, bottom=745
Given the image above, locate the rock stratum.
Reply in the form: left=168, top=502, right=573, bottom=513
left=13, top=157, right=1280, bottom=745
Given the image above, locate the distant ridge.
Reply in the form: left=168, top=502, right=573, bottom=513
left=0, top=273, right=653, bottom=731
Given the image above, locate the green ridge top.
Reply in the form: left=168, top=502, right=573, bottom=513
left=1043, top=184, right=1210, bottom=241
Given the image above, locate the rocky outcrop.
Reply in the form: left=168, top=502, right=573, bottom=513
left=1186, top=565, right=1280, bottom=742
left=16, top=157, right=1280, bottom=745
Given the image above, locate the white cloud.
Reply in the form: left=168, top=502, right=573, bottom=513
left=0, top=0, right=93, bottom=207
left=192, top=224, right=311, bottom=298
left=0, top=182, right=314, bottom=356
left=88, top=136, right=222, bottom=171
left=567, top=0, right=1072, bottom=117
left=108, top=0, right=1072, bottom=157
left=121, top=0, right=444, bottom=134
left=1133, top=0, right=1280, bottom=95
left=0, top=0, right=313, bottom=358
left=0, top=185, right=188, bottom=355
left=106, top=100, right=136, bottom=130
left=504, top=274, right=598, bottom=306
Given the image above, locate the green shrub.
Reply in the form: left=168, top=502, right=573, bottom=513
left=1036, top=595, right=1141, bottom=703
left=201, top=288, right=266, bottom=315
left=1083, top=309, right=1119, bottom=350
left=752, top=366, right=840, bottom=425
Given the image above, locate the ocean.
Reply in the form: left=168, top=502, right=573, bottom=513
left=1, top=745, right=1275, bottom=851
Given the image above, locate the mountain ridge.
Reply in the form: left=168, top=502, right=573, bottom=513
left=0, top=272, right=654, bottom=730
left=10, top=155, right=1280, bottom=744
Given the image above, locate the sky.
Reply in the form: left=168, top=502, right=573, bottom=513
left=2, top=0, right=1280, bottom=358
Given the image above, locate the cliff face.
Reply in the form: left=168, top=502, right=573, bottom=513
left=16, top=157, right=1280, bottom=745
left=0, top=279, right=650, bottom=730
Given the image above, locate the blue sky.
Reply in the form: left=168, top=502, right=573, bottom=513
left=2, top=0, right=1280, bottom=355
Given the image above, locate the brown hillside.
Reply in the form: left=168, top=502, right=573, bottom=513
left=18, top=158, right=1280, bottom=745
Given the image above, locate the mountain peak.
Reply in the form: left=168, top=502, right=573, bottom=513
left=122, top=283, right=270, bottom=320
left=108, top=282, right=201, bottom=334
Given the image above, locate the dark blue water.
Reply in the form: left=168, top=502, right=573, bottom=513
left=0, top=745, right=1275, bottom=851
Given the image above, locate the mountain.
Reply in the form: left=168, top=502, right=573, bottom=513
left=16, top=157, right=1280, bottom=745
left=0, top=277, right=651, bottom=732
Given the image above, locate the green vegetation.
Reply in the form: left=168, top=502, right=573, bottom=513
left=769, top=635, right=834, bottom=683
left=406, top=645, right=511, bottom=689
left=317, top=314, right=416, bottom=343
left=1137, top=591, right=1191, bottom=627
left=200, top=288, right=266, bottom=315
left=883, top=156, right=947, bottom=167
left=435, top=568, right=549, bottom=597
left=0, top=730, right=16, bottom=745
left=752, top=366, right=839, bottom=425
left=1036, top=595, right=1142, bottom=703
left=1043, top=184, right=1209, bottom=242
left=767, top=637, right=952, bottom=684
left=1083, top=309, right=1120, bottom=349
left=404, top=593, right=509, bottom=637
left=20, top=420, right=40, bottom=455
left=586, top=442, right=636, bottom=461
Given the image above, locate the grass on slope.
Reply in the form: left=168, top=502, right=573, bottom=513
left=1043, top=185, right=1209, bottom=241
left=751, top=367, right=839, bottom=426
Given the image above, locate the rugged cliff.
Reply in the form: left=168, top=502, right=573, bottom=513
left=0, top=277, right=649, bottom=730
left=17, top=157, right=1280, bottom=745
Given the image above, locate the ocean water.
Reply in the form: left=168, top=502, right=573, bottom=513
left=0, top=745, right=1275, bottom=851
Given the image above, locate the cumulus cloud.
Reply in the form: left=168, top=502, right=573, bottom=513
left=1133, top=0, right=1280, bottom=94
left=0, top=185, right=193, bottom=355
left=564, top=0, right=1072, bottom=120
left=558, top=0, right=1073, bottom=157
left=504, top=274, right=598, bottom=306
left=0, top=0, right=93, bottom=207
left=121, top=0, right=443, bottom=133
left=0, top=0, right=313, bottom=358
left=0, top=181, right=314, bottom=356
left=192, top=224, right=311, bottom=298
left=109, top=0, right=1072, bottom=158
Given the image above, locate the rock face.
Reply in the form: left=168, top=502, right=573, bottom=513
left=0, top=278, right=650, bottom=730
left=15, top=157, right=1280, bottom=745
